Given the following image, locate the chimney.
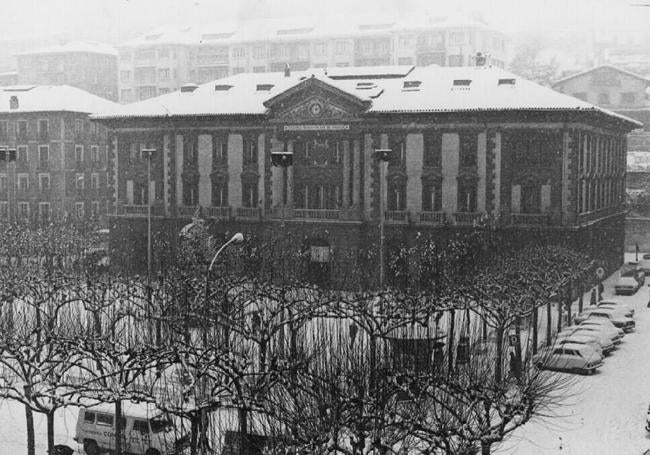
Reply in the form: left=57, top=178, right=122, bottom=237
left=284, top=63, right=291, bottom=78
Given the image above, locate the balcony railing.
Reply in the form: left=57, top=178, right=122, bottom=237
left=384, top=210, right=409, bottom=224
left=235, top=207, right=262, bottom=220
left=123, top=205, right=148, bottom=215
left=294, top=209, right=340, bottom=220
left=453, top=212, right=484, bottom=225
left=577, top=206, right=623, bottom=225
left=419, top=211, right=446, bottom=225
left=510, top=213, right=550, bottom=227
left=205, top=206, right=232, bottom=219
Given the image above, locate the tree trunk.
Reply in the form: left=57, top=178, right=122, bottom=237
left=190, top=413, right=199, bottom=455
left=115, top=400, right=123, bottom=455
left=557, top=300, right=562, bottom=333
left=494, top=326, right=504, bottom=383
left=238, top=406, right=248, bottom=455
left=24, top=399, right=35, bottom=455
left=481, top=441, right=492, bottom=455
left=546, top=301, right=551, bottom=346
left=578, top=285, right=584, bottom=313
left=514, top=316, right=522, bottom=364
left=447, top=308, right=455, bottom=376
left=532, top=304, right=538, bottom=355
left=47, top=410, right=55, bottom=455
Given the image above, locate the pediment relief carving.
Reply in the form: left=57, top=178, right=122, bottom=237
left=274, top=96, right=357, bottom=122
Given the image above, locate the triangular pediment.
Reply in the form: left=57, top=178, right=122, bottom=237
left=264, top=76, right=371, bottom=122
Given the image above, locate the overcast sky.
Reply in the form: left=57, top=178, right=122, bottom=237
left=4, top=0, right=650, bottom=43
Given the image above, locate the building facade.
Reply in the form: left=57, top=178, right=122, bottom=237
left=96, top=65, right=637, bottom=280
left=16, top=42, right=118, bottom=102
left=0, top=85, right=116, bottom=226
left=117, top=15, right=508, bottom=103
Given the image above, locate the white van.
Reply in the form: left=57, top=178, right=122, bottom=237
left=74, top=402, right=187, bottom=455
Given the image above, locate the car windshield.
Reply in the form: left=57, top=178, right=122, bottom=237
left=150, top=416, right=173, bottom=433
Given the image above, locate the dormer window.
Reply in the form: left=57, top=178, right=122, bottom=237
left=453, top=79, right=472, bottom=87
left=256, top=84, right=274, bottom=91
left=402, top=80, right=421, bottom=91
left=214, top=84, right=233, bottom=91
left=356, top=81, right=377, bottom=90
left=498, top=78, right=516, bottom=86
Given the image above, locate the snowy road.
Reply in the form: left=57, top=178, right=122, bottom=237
left=497, top=259, right=650, bottom=455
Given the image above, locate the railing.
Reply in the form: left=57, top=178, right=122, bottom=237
left=510, top=213, right=549, bottom=227
left=235, top=207, right=262, bottom=220
left=419, top=211, right=445, bottom=225
left=384, top=210, right=409, bottom=224
left=205, top=206, right=232, bottom=219
left=453, top=212, right=484, bottom=225
left=123, top=205, right=148, bottom=215
left=577, top=206, right=623, bottom=225
left=294, top=209, right=340, bottom=220
left=177, top=205, right=199, bottom=217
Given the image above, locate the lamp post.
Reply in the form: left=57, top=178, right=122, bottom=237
left=141, top=148, right=156, bottom=280
left=374, top=148, right=392, bottom=288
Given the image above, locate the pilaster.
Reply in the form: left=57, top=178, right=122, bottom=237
left=228, top=134, right=243, bottom=209
left=441, top=133, right=459, bottom=214
left=198, top=134, right=212, bottom=207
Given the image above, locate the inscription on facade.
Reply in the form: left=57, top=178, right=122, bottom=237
left=283, top=124, right=350, bottom=132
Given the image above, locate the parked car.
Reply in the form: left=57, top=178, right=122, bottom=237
left=564, top=327, right=616, bottom=355
left=574, top=307, right=602, bottom=325
left=597, top=300, right=634, bottom=318
left=638, top=253, right=650, bottom=273
left=579, top=319, right=624, bottom=343
left=74, top=401, right=188, bottom=455
left=615, top=263, right=644, bottom=295
left=553, top=332, right=604, bottom=357
left=587, top=309, right=635, bottom=332
left=533, top=343, right=603, bottom=375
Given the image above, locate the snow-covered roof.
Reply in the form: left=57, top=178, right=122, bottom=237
left=553, top=64, right=650, bottom=87
left=85, top=401, right=164, bottom=419
left=93, top=65, right=641, bottom=128
left=0, top=85, right=117, bottom=114
left=16, top=40, right=118, bottom=57
left=120, top=13, right=501, bottom=48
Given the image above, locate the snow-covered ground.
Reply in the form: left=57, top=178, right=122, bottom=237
left=497, top=253, right=650, bottom=454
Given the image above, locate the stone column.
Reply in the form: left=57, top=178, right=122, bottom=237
left=286, top=140, right=294, bottom=207
left=511, top=185, right=521, bottom=213
left=363, top=133, right=374, bottom=219
left=175, top=134, right=183, bottom=206
left=198, top=134, right=212, bottom=207
left=405, top=133, right=423, bottom=217
left=126, top=180, right=134, bottom=205
left=561, top=130, right=571, bottom=224
left=270, top=138, right=285, bottom=208
left=352, top=138, right=361, bottom=207
left=342, top=140, right=351, bottom=208
left=228, top=134, right=243, bottom=209
left=258, top=133, right=266, bottom=211
left=477, top=131, right=487, bottom=212
left=492, top=131, right=502, bottom=214
left=163, top=134, right=171, bottom=215
left=441, top=133, right=459, bottom=214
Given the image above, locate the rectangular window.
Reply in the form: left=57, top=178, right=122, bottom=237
left=17, top=145, right=27, bottom=164
left=75, top=145, right=84, bottom=166
left=521, top=185, right=541, bottom=214
left=243, top=137, right=258, bottom=166
left=253, top=46, right=266, bottom=59
left=314, top=42, right=328, bottom=56
left=38, top=202, right=50, bottom=224
left=423, top=133, right=442, bottom=167
left=75, top=202, right=84, bottom=219
left=182, top=181, right=199, bottom=206
left=91, top=201, right=100, bottom=218
left=75, top=119, right=84, bottom=137
left=91, top=173, right=99, bottom=189
left=0, top=120, right=6, bottom=139
left=457, top=184, right=477, bottom=212
left=157, top=68, right=170, bottom=81
left=18, top=202, right=29, bottom=219
left=0, top=175, right=7, bottom=193
left=232, top=47, right=246, bottom=58
left=387, top=180, right=406, bottom=211
left=83, top=411, right=96, bottom=424
left=211, top=181, right=228, bottom=207
left=17, top=120, right=27, bottom=139
left=39, top=173, right=50, bottom=192
left=96, top=413, right=113, bottom=427
left=38, top=145, right=49, bottom=168
left=17, top=174, right=29, bottom=192
left=212, top=137, right=227, bottom=166
left=242, top=180, right=258, bottom=208
left=0, top=202, right=8, bottom=221
left=76, top=173, right=85, bottom=191
left=422, top=181, right=442, bottom=211
left=119, top=70, right=130, bottom=82
left=388, top=136, right=405, bottom=167
left=38, top=119, right=48, bottom=139
left=90, top=145, right=99, bottom=163
left=459, top=133, right=477, bottom=167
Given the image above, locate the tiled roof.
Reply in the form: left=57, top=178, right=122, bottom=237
left=93, top=65, right=641, bottom=128
left=0, top=85, right=118, bottom=114
left=553, top=65, right=650, bottom=87
left=16, top=41, right=118, bottom=57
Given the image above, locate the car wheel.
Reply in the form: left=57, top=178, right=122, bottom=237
left=83, top=440, right=99, bottom=455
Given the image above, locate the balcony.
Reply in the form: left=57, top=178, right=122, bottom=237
left=418, top=211, right=446, bottom=225
left=205, top=206, right=232, bottom=219
left=453, top=212, right=484, bottom=225
left=384, top=210, right=410, bottom=225
left=294, top=209, right=340, bottom=220
left=510, top=213, right=550, bottom=227
left=235, top=207, right=262, bottom=220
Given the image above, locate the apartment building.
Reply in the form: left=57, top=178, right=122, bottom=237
left=0, top=85, right=116, bottom=226
left=94, top=64, right=637, bottom=279
left=16, top=41, right=118, bottom=102
left=117, top=14, right=508, bottom=103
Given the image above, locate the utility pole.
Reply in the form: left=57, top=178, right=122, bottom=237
left=374, top=148, right=391, bottom=288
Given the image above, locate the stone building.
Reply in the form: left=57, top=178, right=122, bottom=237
left=0, top=85, right=116, bottom=226
left=94, top=64, right=638, bottom=281
left=117, top=14, right=508, bottom=103
left=16, top=41, right=118, bottom=102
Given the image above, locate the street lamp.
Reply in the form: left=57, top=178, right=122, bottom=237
left=208, top=232, right=245, bottom=274
left=141, top=148, right=156, bottom=280
left=374, top=148, right=392, bottom=288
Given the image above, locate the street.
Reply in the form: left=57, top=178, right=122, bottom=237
left=498, top=255, right=650, bottom=454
